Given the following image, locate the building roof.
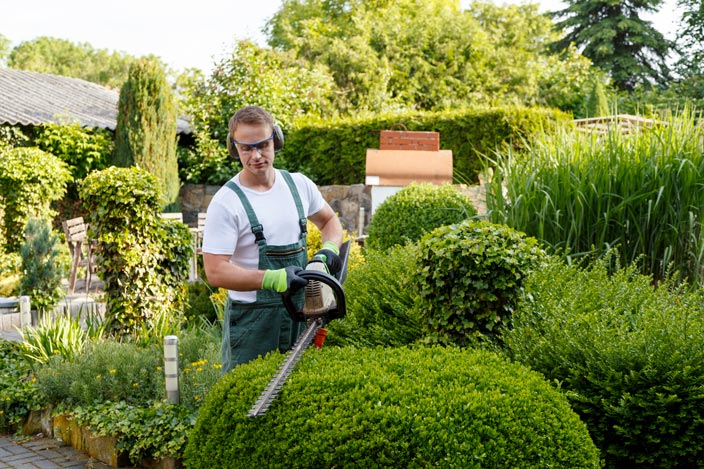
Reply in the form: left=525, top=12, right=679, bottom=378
left=0, top=68, right=191, bottom=134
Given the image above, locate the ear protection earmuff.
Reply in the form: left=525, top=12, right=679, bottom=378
left=228, top=124, right=285, bottom=162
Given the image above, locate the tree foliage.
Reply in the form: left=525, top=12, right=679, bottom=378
left=6, top=36, right=151, bottom=89
left=550, top=0, right=672, bottom=91
left=675, top=0, right=704, bottom=83
left=114, top=59, right=180, bottom=210
left=263, top=0, right=601, bottom=114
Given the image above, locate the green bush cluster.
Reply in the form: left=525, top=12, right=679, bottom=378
left=279, top=106, right=570, bottom=186
left=184, top=346, right=600, bottom=468
left=365, top=182, right=476, bottom=252
left=503, top=254, right=704, bottom=468
left=415, top=220, right=543, bottom=346
left=37, top=341, right=162, bottom=406
left=326, top=244, right=422, bottom=347
left=79, top=166, right=192, bottom=336
left=0, top=339, right=44, bottom=432
left=0, top=146, right=71, bottom=252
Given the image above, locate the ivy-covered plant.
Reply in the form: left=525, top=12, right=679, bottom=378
left=365, top=182, right=477, bottom=252
left=414, top=219, right=544, bottom=346
left=18, top=218, right=70, bottom=315
left=79, top=166, right=192, bottom=337
left=0, top=147, right=71, bottom=252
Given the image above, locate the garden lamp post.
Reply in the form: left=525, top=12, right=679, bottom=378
left=164, top=335, right=180, bottom=404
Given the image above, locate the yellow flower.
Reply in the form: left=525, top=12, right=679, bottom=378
left=109, top=369, right=117, bottom=374
left=196, top=368, right=203, bottom=372
left=5, top=397, right=10, bottom=401
left=0, top=410, right=4, bottom=415
left=156, top=366, right=162, bottom=372
left=132, top=383, right=139, bottom=387
left=213, top=364, right=222, bottom=369
left=96, top=374, right=102, bottom=380
left=31, top=377, right=36, bottom=383
left=194, top=396, right=201, bottom=401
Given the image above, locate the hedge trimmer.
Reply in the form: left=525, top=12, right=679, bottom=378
left=247, top=241, right=350, bottom=418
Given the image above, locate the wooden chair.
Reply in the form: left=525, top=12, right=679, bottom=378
left=61, top=217, right=94, bottom=295
left=188, top=212, right=207, bottom=282
left=160, top=212, right=184, bottom=223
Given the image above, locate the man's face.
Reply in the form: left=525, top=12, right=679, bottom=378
left=232, top=123, right=275, bottom=177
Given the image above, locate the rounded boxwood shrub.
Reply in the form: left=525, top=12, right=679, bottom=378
left=414, top=219, right=544, bottom=346
left=504, top=253, right=704, bottom=468
left=365, top=182, right=476, bottom=252
left=184, top=346, right=599, bottom=468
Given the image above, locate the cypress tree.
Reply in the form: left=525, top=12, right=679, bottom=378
left=113, top=59, right=180, bottom=210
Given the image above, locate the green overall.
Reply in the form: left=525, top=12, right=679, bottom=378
left=221, top=171, right=308, bottom=374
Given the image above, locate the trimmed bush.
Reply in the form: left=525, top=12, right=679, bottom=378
left=365, top=182, right=476, bottom=252
left=504, top=254, right=704, bottom=468
left=184, top=346, right=600, bottom=468
left=414, top=220, right=543, bottom=346
left=326, top=244, right=421, bottom=347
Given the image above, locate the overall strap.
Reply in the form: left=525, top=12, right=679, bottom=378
left=279, top=170, right=308, bottom=239
left=224, top=180, right=266, bottom=249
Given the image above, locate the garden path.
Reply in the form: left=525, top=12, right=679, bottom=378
left=0, top=434, right=114, bottom=469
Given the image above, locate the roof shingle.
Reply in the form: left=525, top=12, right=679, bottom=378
left=0, top=68, right=191, bottom=134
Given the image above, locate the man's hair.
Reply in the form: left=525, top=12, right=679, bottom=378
left=229, top=106, right=274, bottom=135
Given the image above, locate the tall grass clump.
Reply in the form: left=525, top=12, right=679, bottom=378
left=486, top=110, right=704, bottom=283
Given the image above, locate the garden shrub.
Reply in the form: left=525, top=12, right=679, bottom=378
left=31, top=122, right=112, bottom=182
left=365, top=182, right=476, bottom=252
left=414, top=219, right=543, bottom=346
left=18, top=218, right=71, bottom=315
left=0, top=339, right=44, bottom=432
left=184, top=346, right=600, bottom=468
left=79, top=166, right=192, bottom=337
left=503, top=253, right=704, bottom=468
left=0, top=146, right=71, bottom=252
left=326, top=244, right=422, bottom=347
left=36, top=340, right=163, bottom=406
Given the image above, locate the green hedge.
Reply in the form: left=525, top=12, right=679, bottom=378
left=279, top=106, right=570, bottom=185
left=504, top=254, right=704, bottom=468
left=185, top=346, right=600, bottom=468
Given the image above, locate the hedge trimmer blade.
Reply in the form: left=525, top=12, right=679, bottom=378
left=247, top=318, right=323, bottom=418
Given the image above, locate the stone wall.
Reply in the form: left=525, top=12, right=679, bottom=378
left=178, top=182, right=486, bottom=236
left=179, top=183, right=373, bottom=235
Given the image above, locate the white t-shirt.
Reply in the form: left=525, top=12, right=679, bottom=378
left=202, top=169, right=325, bottom=302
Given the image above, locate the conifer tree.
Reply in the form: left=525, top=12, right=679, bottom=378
left=114, top=59, right=180, bottom=210
left=550, top=0, right=672, bottom=91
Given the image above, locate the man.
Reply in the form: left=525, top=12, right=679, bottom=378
left=202, top=105, right=343, bottom=374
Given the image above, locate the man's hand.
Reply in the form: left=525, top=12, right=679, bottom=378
left=262, top=266, right=308, bottom=293
left=313, top=241, right=342, bottom=275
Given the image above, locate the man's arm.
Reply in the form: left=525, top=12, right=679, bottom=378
left=308, top=202, right=343, bottom=248
left=203, top=254, right=265, bottom=291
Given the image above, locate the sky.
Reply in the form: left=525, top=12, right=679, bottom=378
left=1, top=0, right=682, bottom=75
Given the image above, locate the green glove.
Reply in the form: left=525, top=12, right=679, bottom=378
left=262, top=266, right=308, bottom=293
left=313, top=241, right=342, bottom=275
